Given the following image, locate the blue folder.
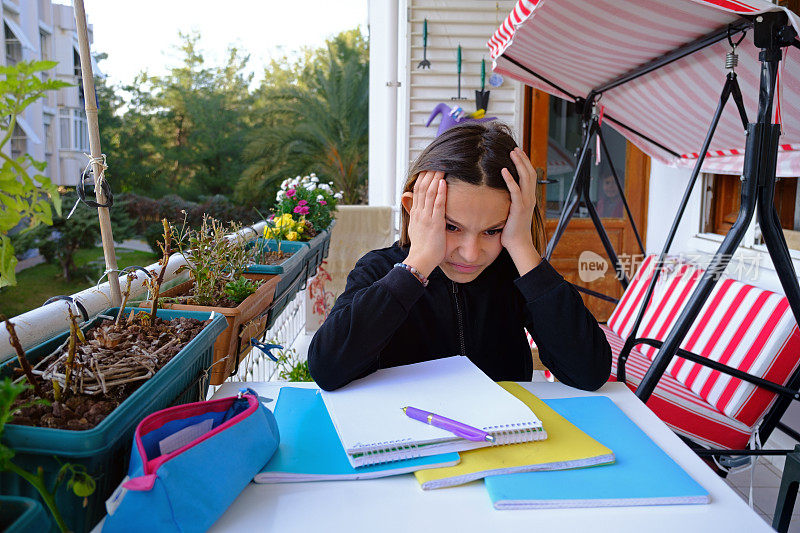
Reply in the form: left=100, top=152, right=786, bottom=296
left=255, top=387, right=460, bottom=482
left=485, top=396, right=709, bottom=509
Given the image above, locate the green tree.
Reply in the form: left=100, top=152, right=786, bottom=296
left=98, top=35, right=254, bottom=200
left=238, top=29, right=369, bottom=206
left=29, top=190, right=135, bottom=281
left=96, top=58, right=168, bottom=197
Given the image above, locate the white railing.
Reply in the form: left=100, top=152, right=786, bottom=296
left=224, top=288, right=308, bottom=385
left=0, top=223, right=269, bottom=361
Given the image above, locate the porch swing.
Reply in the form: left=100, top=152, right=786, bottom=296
left=489, top=0, right=800, bottom=467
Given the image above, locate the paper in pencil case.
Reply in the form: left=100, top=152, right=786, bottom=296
left=102, top=389, right=279, bottom=533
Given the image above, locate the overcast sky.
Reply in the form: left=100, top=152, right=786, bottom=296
left=74, top=0, right=368, bottom=86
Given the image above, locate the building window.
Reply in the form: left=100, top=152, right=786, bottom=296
left=73, top=48, right=81, bottom=77
left=73, top=109, right=88, bottom=151
left=59, top=108, right=70, bottom=149
left=39, top=31, right=50, bottom=81
left=703, top=173, right=799, bottom=248
left=5, top=23, right=22, bottom=66
left=10, top=124, right=26, bottom=160
left=43, top=114, right=54, bottom=156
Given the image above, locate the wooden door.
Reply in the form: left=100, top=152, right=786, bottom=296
left=522, top=87, right=650, bottom=321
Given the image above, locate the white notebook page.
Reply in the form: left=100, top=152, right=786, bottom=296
left=320, top=356, right=544, bottom=457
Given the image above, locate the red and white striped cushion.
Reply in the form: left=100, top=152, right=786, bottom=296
left=604, top=325, right=753, bottom=449
left=663, top=277, right=800, bottom=425
left=636, top=262, right=705, bottom=362
left=626, top=262, right=800, bottom=424
left=606, top=255, right=658, bottom=339
left=606, top=256, right=800, bottom=426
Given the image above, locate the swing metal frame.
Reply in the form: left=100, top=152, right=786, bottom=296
left=510, top=12, right=800, bottom=459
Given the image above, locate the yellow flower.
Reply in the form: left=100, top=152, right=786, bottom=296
left=286, top=231, right=299, bottom=241
left=264, top=227, right=275, bottom=239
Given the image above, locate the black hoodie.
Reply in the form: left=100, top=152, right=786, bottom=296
left=308, top=243, right=611, bottom=391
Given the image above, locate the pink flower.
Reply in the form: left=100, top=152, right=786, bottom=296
left=286, top=188, right=296, bottom=197
left=318, top=199, right=327, bottom=205
left=293, top=205, right=310, bottom=215
left=297, top=199, right=308, bottom=206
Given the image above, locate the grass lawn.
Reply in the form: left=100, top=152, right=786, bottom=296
left=0, top=247, right=158, bottom=319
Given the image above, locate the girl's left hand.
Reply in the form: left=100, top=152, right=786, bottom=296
left=501, top=147, right=543, bottom=274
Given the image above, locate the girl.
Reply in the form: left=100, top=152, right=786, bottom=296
left=308, top=122, right=611, bottom=391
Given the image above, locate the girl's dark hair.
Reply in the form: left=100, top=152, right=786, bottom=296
left=400, top=121, right=546, bottom=253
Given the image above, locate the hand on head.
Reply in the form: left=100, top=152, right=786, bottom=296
left=497, top=147, right=543, bottom=275
left=402, top=148, right=541, bottom=281
left=500, top=147, right=538, bottom=257
left=403, top=170, right=447, bottom=278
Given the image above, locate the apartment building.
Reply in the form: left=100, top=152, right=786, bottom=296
left=2, top=0, right=99, bottom=187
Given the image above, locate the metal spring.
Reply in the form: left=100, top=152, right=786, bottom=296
left=726, top=49, right=739, bottom=70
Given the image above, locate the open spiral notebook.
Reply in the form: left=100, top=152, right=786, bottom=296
left=320, top=356, right=547, bottom=467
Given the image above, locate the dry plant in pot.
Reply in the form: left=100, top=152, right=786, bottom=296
left=146, top=215, right=279, bottom=384
left=0, top=220, right=228, bottom=532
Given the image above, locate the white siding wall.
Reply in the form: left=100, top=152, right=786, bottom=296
left=399, top=0, right=521, bottom=192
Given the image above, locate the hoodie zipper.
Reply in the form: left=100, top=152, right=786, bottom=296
left=451, top=281, right=467, bottom=357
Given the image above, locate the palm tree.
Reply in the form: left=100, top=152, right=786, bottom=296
left=238, top=30, right=368, bottom=205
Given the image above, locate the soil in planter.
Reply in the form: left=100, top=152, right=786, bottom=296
left=252, top=250, right=294, bottom=266
left=9, top=315, right=207, bottom=431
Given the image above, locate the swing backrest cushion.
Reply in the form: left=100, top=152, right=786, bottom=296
left=607, top=254, right=800, bottom=427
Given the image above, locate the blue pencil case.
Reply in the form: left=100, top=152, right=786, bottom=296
left=102, top=389, right=279, bottom=532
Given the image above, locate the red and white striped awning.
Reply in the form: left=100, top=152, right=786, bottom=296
left=488, top=0, right=800, bottom=177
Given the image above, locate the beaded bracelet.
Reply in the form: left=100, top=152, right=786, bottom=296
left=394, top=262, right=429, bottom=287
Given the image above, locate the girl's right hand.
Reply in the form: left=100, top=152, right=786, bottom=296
left=404, top=170, right=447, bottom=278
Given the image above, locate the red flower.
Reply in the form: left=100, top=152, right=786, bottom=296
left=286, top=188, right=296, bottom=197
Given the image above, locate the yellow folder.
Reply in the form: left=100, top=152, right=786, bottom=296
left=414, top=382, right=615, bottom=489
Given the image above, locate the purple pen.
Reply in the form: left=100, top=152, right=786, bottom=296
left=402, top=406, right=495, bottom=443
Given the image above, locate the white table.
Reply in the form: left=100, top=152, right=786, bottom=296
left=209, top=381, right=772, bottom=533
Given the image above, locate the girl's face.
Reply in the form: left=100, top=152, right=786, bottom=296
left=440, top=180, right=511, bottom=283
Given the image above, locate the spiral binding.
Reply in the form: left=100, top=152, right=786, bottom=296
left=354, top=442, right=422, bottom=466
left=352, top=423, right=547, bottom=466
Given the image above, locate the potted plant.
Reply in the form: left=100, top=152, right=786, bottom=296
left=0, top=61, right=68, bottom=289
left=146, top=215, right=280, bottom=385
left=271, top=173, right=342, bottom=276
left=0, top=221, right=228, bottom=532
left=245, top=215, right=310, bottom=330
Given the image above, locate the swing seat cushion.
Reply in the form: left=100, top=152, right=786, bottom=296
left=603, top=254, right=800, bottom=447
left=604, top=325, right=754, bottom=449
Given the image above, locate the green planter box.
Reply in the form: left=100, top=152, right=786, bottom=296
left=305, top=220, right=336, bottom=277
left=0, top=307, right=227, bottom=533
left=246, top=239, right=308, bottom=298
left=0, top=496, right=50, bottom=533
left=246, top=239, right=310, bottom=331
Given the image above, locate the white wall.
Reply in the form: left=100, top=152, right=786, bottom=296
left=368, top=0, right=521, bottom=209
left=645, top=161, right=703, bottom=256
left=367, top=0, right=399, bottom=207
left=646, top=160, right=800, bottom=295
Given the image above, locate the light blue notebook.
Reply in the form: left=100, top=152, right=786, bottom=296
left=485, top=396, right=710, bottom=509
left=255, top=387, right=460, bottom=482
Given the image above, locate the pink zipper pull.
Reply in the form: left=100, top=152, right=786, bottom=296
left=123, top=474, right=157, bottom=491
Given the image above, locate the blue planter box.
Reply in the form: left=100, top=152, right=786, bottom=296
left=0, top=307, right=227, bottom=533
left=304, top=220, right=336, bottom=277
left=246, top=240, right=308, bottom=298
left=246, top=239, right=310, bottom=330
left=0, top=496, right=50, bottom=533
